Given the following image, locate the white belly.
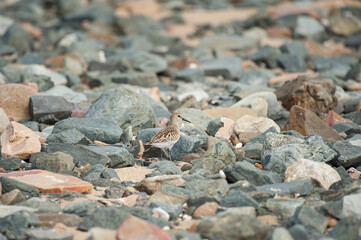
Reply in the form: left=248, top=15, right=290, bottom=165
left=151, top=140, right=178, bottom=149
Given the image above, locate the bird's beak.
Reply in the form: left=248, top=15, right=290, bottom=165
left=181, top=117, right=191, bottom=123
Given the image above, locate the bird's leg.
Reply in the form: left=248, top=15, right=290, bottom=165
left=168, top=148, right=172, bottom=161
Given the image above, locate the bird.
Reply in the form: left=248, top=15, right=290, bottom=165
left=146, top=112, right=191, bottom=160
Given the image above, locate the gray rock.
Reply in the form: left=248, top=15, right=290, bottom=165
left=224, top=161, right=281, bottom=186
left=178, top=108, right=214, bottom=132
left=199, top=57, right=242, bottom=80
left=256, top=180, right=314, bottom=196
left=207, top=141, right=236, bottom=165
left=219, top=190, right=259, bottom=208
left=81, top=164, right=106, bottom=181
left=2, top=23, right=31, bottom=55
left=289, top=224, right=309, bottom=240
left=249, top=45, right=281, bottom=68
left=327, top=216, right=361, bottom=240
left=22, top=121, right=39, bottom=132
left=85, top=86, right=156, bottom=132
left=47, top=129, right=92, bottom=145
left=52, top=117, right=122, bottom=144
left=340, top=193, right=361, bottom=218
left=101, top=168, right=120, bottom=180
left=185, top=178, right=229, bottom=205
left=290, top=206, right=328, bottom=234
left=175, top=231, right=202, bottom=240
left=206, top=118, right=223, bottom=137
left=111, top=72, right=159, bottom=87
left=0, top=210, right=40, bottom=240
left=0, top=157, right=22, bottom=171
left=77, top=207, right=129, bottom=231
left=16, top=198, right=62, bottom=214
left=332, top=122, right=361, bottom=137
left=0, top=15, right=14, bottom=37
left=199, top=35, right=258, bottom=51
left=26, top=229, right=73, bottom=240
left=197, top=209, right=270, bottom=240
left=104, top=186, right=128, bottom=199
left=295, top=16, right=325, bottom=41
left=115, top=15, right=165, bottom=36
left=63, top=200, right=98, bottom=217
left=45, top=143, right=111, bottom=167
left=259, top=198, right=305, bottom=221
left=0, top=177, right=39, bottom=198
left=175, top=68, right=205, bottom=82
left=20, top=74, right=53, bottom=92
left=278, top=54, right=307, bottom=72
left=137, top=128, right=161, bottom=143
left=58, top=70, right=81, bottom=87
left=280, top=40, right=308, bottom=59
left=31, top=152, right=74, bottom=174
left=190, top=157, right=225, bottom=175
left=149, top=201, right=182, bottom=221
left=171, top=135, right=203, bottom=161
left=40, top=85, right=86, bottom=103
left=331, top=142, right=361, bottom=167
left=271, top=227, right=294, bottom=240
left=314, top=56, right=357, bottom=79
left=83, top=145, right=135, bottom=168
left=147, top=161, right=182, bottom=177
left=238, top=68, right=273, bottom=88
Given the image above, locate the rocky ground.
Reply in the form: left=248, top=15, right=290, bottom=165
left=0, top=0, right=361, bottom=239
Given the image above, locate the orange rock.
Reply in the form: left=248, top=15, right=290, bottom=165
left=303, top=40, right=351, bottom=57
left=257, top=215, right=279, bottom=226
left=267, top=26, right=292, bottom=38
left=116, top=217, right=171, bottom=240
left=242, top=60, right=258, bottom=71
left=19, top=82, right=38, bottom=92
left=347, top=82, right=361, bottom=91
left=45, top=53, right=85, bottom=69
left=169, top=57, right=200, bottom=71
left=0, top=170, right=93, bottom=193
left=328, top=217, right=338, bottom=228
left=93, top=140, right=107, bottom=145
left=115, top=0, right=162, bottom=18
left=203, top=107, right=257, bottom=122
left=1, top=121, right=41, bottom=160
left=80, top=164, right=92, bottom=174
left=148, top=87, right=161, bottom=102
left=193, top=202, right=219, bottom=218
left=21, top=22, right=42, bottom=38
left=0, top=84, right=38, bottom=121
left=255, top=163, right=263, bottom=170
left=326, top=110, right=352, bottom=127
left=215, top=117, right=234, bottom=140
left=283, top=105, right=342, bottom=141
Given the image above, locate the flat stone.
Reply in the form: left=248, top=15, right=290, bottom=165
left=0, top=157, right=22, bottom=171
left=0, top=170, right=93, bottom=193
left=21, top=64, right=67, bottom=85
left=63, top=200, right=98, bottom=217
left=224, top=161, right=282, bottom=186
left=25, top=228, right=73, bottom=240
left=147, top=160, right=182, bottom=177
left=340, top=193, right=361, bottom=218
left=40, top=85, right=87, bottom=103
left=203, top=107, right=257, bottom=121
left=193, top=202, right=219, bottom=218
left=331, top=142, right=361, bottom=168
left=135, top=175, right=185, bottom=195
left=232, top=97, right=268, bottom=117
left=327, top=216, right=361, bottom=240
left=199, top=35, right=257, bottom=51
left=234, top=115, right=280, bottom=143
left=88, top=227, right=116, bottom=240
left=46, top=129, right=92, bottom=145
left=219, top=190, right=259, bottom=208
left=0, top=210, right=40, bottom=240
left=0, top=176, right=39, bottom=198
left=290, top=206, right=328, bottom=234
left=17, top=197, right=62, bottom=214
left=0, top=84, right=38, bottom=121
left=249, top=46, right=281, bottom=68
left=116, top=216, right=171, bottom=240
left=295, top=16, right=325, bottom=41
left=259, top=198, right=305, bottom=221
left=111, top=72, right=159, bottom=88
left=20, top=73, right=54, bottom=92
left=1, top=121, right=41, bottom=160
left=190, top=157, right=225, bottom=175
left=85, top=86, right=156, bottom=132
left=199, top=57, right=242, bottom=80
left=29, top=96, right=74, bottom=124
left=83, top=145, right=135, bottom=168
left=283, top=105, right=342, bottom=141
left=175, top=68, right=205, bottom=82
left=332, top=122, right=361, bottom=137
left=278, top=54, right=307, bottom=72
left=256, top=180, right=314, bottom=196
left=275, top=77, right=337, bottom=114
left=270, top=227, right=294, bottom=240
left=147, top=191, right=189, bottom=206
left=0, top=205, right=36, bottom=218
left=31, top=152, right=75, bottom=174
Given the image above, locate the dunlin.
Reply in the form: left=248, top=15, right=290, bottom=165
left=146, top=112, right=191, bottom=160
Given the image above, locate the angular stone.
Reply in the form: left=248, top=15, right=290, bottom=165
left=290, top=206, right=328, bottom=234
left=283, top=105, right=342, bottom=141
left=278, top=54, right=307, bottom=72
left=197, top=209, right=270, bottom=240
left=111, top=72, right=159, bottom=87
left=270, top=227, right=294, bottom=240
left=135, top=175, right=185, bottom=195
left=116, top=217, right=171, bottom=240
left=63, top=200, right=98, bottom=217
left=83, top=145, right=135, bottom=168
left=206, top=141, right=236, bottom=165
left=224, top=161, right=282, bottom=186
left=147, top=161, right=182, bottom=177
left=80, top=164, right=105, bottom=181
left=199, top=57, right=242, bottom=80
left=203, top=107, right=257, bottom=121
left=85, top=86, right=156, bottom=132
left=327, top=216, right=361, bottom=240
left=29, top=96, right=73, bottom=123
left=1, top=121, right=41, bottom=160
left=331, top=142, right=361, bottom=168
left=256, top=180, right=314, bottom=196
left=219, top=190, right=259, bottom=208
left=46, top=129, right=92, bottom=145
left=0, top=189, right=25, bottom=205
left=340, top=193, right=361, bottom=218
left=276, top=77, right=337, bottom=113
left=0, top=170, right=93, bottom=193
left=0, top=157, right=22, bottom=171
left=32, top=152, right=74, bottom=174
left=185, top=178, right=229, bottom=205
left=190, top=157, right=225, bottom=175
left=0, top=176, right=39, bottom=198
left=285, top=158, right=341, bottom=190
left=232, top=97, right=268, bottom=117
left=38, top=213, right=83, bottom=228
left=0, top=210, right=40, bottom=240
left=193, top=202, right=219, bottom=218
left=234, top=115, right=280, bottom=143
left=40, top=85, right=87, bottom=103
left=175, top=68, right=205, bottom=82
left=249, top=46, right=281, bottom=68
left=170, top=135, right=203, bottom=161
left=45, top=143, right=111, bottom=167
left=0, top=84, right=38, bottom=121
left=20, top=74, right=54, bottom=92
left=21, top=64, right=67, bottom=85
left=259, top=198, right=305, bottom=221
left=17, top=197, right=62, bottom=214
left=147, top=191, right=188, bottom=206
left=52, top=118, right=122, bottom=144
left=78, top=207, right=130, bottom=231
left=295, top=16, right=325, bottom=41
left=326, top=110, right=352, bottom=127
left=332, top=122, right=361, bottom=137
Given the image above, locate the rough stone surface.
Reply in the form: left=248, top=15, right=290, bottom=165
left=31, top=152, right=75, bottom=174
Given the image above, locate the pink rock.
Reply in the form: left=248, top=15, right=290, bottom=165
left=71, top=108, right=88, bottom=118
left=1, top=121, right=41, bottom=160
left=215, top=117, right=234, bottom=140
left=193, top=202, right=219, bottom=218
left=326, top=110, right=352, bottom=127
left=0, top=170, right=93, bottom=193
left=0, top=84, right=38, bottom=121
left=116, top=217, right=171, bottom=240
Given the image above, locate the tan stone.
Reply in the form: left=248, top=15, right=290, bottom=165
left=147, top=191, right=188, bottom=206
left=234, top=115, right=280, bottom=143
left=215, top=117, right=234, bottom=140
left=0, top=170, right=93, bottom=193
left=115, top=0, right=162, bottom=17
left=231, top=97, right=268, bottom=117
left=0, top=84, right=38, bottom=121
left=38, top=213, right=83, bottom=227
left=303, top=40, right=351, bottom=58
left=0, top=107, right=9, bottom=133
left=283, top=105, right=342, bottom=141
left=115, top=166, right=153, bottom=183
left=135, top=175, right=185, bottom=195
left=267, top=26, right=292, bottom=38
left=169, top=57, right=200, bottom=70
left=0, top=189, right=25, bottom=205
left=193, top=202, right=219, bottom=218
left=1, top=121, right=41, bottom=159
left=257, top=215, right=279, bottom=226
left=203, top=107, right=257, bottom=122
left=89, top=227, right=116, bottom=240
left=285, top=158, right=341, bottom=190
